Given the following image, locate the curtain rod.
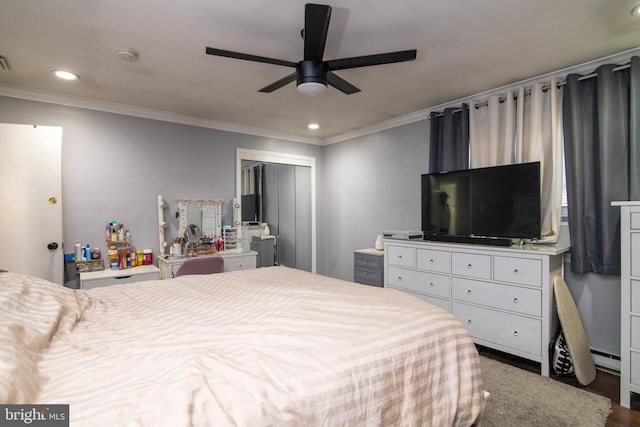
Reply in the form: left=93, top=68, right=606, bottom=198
left=431, top=61, right=631, bottom=117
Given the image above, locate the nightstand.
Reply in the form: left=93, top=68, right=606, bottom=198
left=354, top=248, right=384, bottom=287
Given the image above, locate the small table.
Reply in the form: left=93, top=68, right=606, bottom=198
left=79, top=264, right=160, bottom=290
left=354, top=248, right=384, bottom=287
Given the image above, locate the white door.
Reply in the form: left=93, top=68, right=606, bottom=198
left=0, top=124, right=63, bottom=284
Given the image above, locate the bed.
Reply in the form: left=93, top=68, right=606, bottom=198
left=1, top=266, right=485, bottom=426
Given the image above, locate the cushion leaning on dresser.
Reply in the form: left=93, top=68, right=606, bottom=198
left=384, top=238, right=568, bottom=376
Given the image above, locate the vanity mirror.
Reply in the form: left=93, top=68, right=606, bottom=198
left=176, top=199, right=223, bottom=239
left=183, top=223, right=202, bottom=257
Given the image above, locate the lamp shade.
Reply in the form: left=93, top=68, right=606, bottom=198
left=297, top=82, right=327, bottom=96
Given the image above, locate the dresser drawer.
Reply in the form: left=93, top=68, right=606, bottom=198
left=632, top=315, right=640, bottom=349
left=354, top=252, right=382, bottom=269
left=451, top=252, right=491, bottom=279
left=416, top=248, right=450, bottom=274
left=81, top=270, right=159, bottom=289
left=386, top=245, right=416, bottom=268
left=631, top=212, right=640, bottom=229
left=632, top=351, right=640, bottom=385
left=451, top=277, right=541, bottom=317
left=169, top=263, right=181, bottom=278
left=632, top=280, right=640, bottom=313
left=354, top=267, right=383, bottom=287
left=387, top=266, right=450, bottom=299
left=224, top=256, right=256, bottom=271
left=494, top=256, right=542, bottom=287
left=400, top=288, right=451, bottom=312
left=633, top=234, right=640, bottom=277
left=452, top=302, right=542, bottom=356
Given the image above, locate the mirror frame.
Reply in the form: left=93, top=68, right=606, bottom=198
left=177, top=198, right=223, bottom=239
left=236, top=148, right=316, bottom=273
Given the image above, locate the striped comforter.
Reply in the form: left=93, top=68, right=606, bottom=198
left=1, top=267, right=485, bottom=426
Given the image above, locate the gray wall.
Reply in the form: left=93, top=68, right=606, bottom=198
left=0, top=96, right=323, bottom=265
left=323, top=119, right=621, bottom=360
left=0, top=94, right=622, bottom=360
left=321, top=121, right=429, bottom=280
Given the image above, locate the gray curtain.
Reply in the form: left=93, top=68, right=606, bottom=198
left=562, top=56, right=640, bottom=275
left=429, top=104, right=469, bottom=173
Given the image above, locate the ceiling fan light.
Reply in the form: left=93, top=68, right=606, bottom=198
left=297, top=82, right=327, bottom=96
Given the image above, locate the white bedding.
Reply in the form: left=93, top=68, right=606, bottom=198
left=1, top=267, right=485, bottom=426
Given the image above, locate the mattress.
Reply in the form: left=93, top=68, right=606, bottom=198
left=0, top=266, right=485, bottom=426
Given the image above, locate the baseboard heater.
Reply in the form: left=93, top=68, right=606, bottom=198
left=591, top=348, right=620, bottom=372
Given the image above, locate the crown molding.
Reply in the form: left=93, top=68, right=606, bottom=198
left=323, top=47, right=640, bottom=145
left=0, top=83, right=323, bottom=145
left=323, top=110, right=429, bottom=145
left=2, top=47, right=639, bottom=147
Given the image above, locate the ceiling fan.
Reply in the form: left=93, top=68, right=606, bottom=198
left=205, top=3, right=417, bottom=96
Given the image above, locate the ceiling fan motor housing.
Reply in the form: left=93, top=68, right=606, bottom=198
left=205, top=4, right=416, bottom=95
left=297, top=60, right=328, bottom=85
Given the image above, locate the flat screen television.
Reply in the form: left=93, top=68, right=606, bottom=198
left=421, top=162, right=541, bottom=246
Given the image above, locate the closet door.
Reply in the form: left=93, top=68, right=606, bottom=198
left=261, top=163, right=312, bottom=271
left=278, top=164, right=297, bottom=268
left=295, top=165, right=312, bottom=272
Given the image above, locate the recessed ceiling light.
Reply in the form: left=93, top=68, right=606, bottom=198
left=52, top=70, right=79, bottom=80
left=632, top=4, right=640, bottom=16
left=307, top=123, right=320, bottom=130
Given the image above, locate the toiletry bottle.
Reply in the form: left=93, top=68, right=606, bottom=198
left=75, top=241, right=82, bottom=261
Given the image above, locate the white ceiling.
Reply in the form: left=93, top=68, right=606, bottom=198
left=1, top=0, right=639, bottom=144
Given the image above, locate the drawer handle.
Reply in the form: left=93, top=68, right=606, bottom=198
left=398, top=254, right=403, bottom=259
left=513, top=297, right=519, bottom=303
left=429, top=259, right=434, bottom=264
left=429, top=282, right=435, bottom=287
left=466, top=289, right=472, bottom=295
left=513, top=330, right=519, bottom=336
left=513, top=269, right=519, bottom=275
left=467, top=264, right=473, bottom=269
left=466, top=319, right=473, bottom=325
left=397, top=276, right=403, bottom=281
left=115, top=275, right=132, bottom=279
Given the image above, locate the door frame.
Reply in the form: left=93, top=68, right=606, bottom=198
left=236, top=148, right=316, bottom=273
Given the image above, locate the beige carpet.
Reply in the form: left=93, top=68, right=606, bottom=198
left=480, top=356, right=611, bottom=426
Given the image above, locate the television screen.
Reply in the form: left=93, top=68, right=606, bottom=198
left=421, top=162, right=541, bottom=242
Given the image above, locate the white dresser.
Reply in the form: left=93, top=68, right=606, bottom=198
left=613, top=201, right=640, bottom=408
left=158, top=249, right=257, bottom=279
left=384, top=238, right=568, bottom=376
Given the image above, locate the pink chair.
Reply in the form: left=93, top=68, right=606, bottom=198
left=174, top=256, right=224, bottom=277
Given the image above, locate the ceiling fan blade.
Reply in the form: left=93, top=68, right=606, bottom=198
left=326, top=71, right=360, bottom=95
left=258, top=72, right=298, bottom=93
left=206, top=47, right=297, bottom=68
left=327, top=49, right=417, bottom=71
left=303, top=4, right=331, bottom=61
